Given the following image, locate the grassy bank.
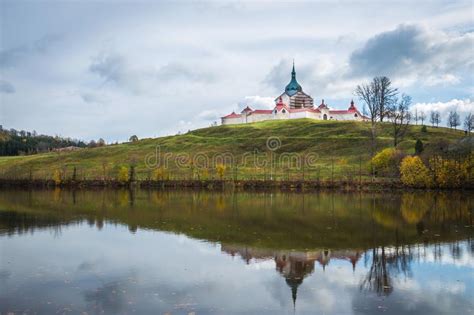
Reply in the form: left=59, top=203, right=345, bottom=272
left=0, top=119, right=467, bottom=182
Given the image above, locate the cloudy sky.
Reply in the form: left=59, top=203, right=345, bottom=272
left=1, top=0, right=473, bottom=142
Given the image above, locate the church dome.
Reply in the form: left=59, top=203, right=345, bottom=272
left=285, top=63, right=302, bottom=96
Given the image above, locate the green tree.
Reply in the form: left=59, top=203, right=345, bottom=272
left=415, top=139, right=423, bottom=155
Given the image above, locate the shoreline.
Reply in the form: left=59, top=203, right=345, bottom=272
left=0, top=179, right=471, bottom=192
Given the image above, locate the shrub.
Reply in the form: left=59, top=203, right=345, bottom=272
left=53, top=169, right=62, bottom=185
left=400, top=156, right=432, bottom=188
left=415, top=139, right=423, bottom=155
left=421, top=125, right=427, bottom=132
left=371, top=148, right=403, bottom=176
left=154, top=167, right=164, bottom=180
left=117, top=166, right=130, bottom=183
left=430, top=156, right=468, bottom=188
left=216, top=164, right=226, bottom=180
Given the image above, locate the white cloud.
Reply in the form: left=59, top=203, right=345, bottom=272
left=411, top=98, right=473, bottom=127
left=237, top=96, right=275, bottom=111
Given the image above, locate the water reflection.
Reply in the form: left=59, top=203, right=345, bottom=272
left=0, top=189, right=473, bottom=314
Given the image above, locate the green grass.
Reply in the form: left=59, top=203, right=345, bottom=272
left=0, top=119, right=466, bottom=180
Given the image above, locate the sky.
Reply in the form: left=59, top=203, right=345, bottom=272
left=0, top=0, right=473, bottom=142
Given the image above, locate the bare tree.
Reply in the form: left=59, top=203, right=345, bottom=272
left=464, top=113, right=473, bottom=134
left=355, top=82, right=379, bottom=157
left=430, top=111, right=436, bottom=127
left=430, top=111, right=441, bottom=127
left=355, top=77, right=398, bottom=153
left=375, top=76, right=398, bottom=122
left=448, top=110, right=460, bottom=130
left=414, top=108, right=419, bottom=125
left=435, top=111, right=441, bottom=127
left=419, top=111, right=426, bottom=126
left=388, top=94, right=412, bottom=147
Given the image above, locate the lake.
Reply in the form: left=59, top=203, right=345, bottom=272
left=0, top=189, right=472, bottom=315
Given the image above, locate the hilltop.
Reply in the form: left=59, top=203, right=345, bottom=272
left=0, top=119, right=467, bottom=181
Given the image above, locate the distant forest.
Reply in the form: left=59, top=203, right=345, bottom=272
left=0, top=126, right=89, bottom=156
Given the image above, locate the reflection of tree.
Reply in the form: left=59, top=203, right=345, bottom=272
left=360, top=246, right=413, bottom=296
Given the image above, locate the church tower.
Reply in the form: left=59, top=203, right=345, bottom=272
left=276, top=62, right=314, bottom=109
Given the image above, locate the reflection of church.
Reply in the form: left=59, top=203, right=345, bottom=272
left=221, top=63, right=368, bottom=125
left=221, top=245, right=362, bottom=307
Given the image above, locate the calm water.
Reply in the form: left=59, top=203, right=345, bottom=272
left=0, top=189, right=472, bottom=315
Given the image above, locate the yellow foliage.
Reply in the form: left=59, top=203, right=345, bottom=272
left=400, top=193, right=430, bottom=224
left=117, top=166, right=130, bottom=183
left=371, top=148, right=398, bottom=173
left=52, top=169, right=62, bottom=185
left=337, top=158, right=348, bottom=166
left=430, top=156, right=468, bottom=188
left=216, top=164, right=226, bottom=180
left=400, top=156, right=432, bottom=188
left=154, top=167, right=164, bottom=180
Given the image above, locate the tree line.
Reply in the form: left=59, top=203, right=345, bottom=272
left=0, top=126, right=108, bottom=156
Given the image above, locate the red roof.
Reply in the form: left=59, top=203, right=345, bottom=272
left=348, top=100, right=357, bottom=111
left=222, top=111, right=241, bottom=118
left=241, top=106, right=253, bottom=113
left=318, top=99, right=328, bottom=109
left=274, top=103, right=290, bottom=111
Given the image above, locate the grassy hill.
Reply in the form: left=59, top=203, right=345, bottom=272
left=0, top=119, right=466, bottom=181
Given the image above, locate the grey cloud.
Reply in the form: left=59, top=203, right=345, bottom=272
left=156, top=62, right=216, bottom=83
left=0, top=80, right=15, bottom=93
left=0, top=46, right=29, bottom=69
left=89, top=53, right=126, bottom=84
left=33, top=34, right=63, bottom=52
left=349, top=24, right=474, bottom=77
left=89, top=52, right=216, bottom=93
left=197, top=109, right=220, bottom=121
left=0, top=34, right=62, bottom=69
left=263, top=59, right=315, bottom=93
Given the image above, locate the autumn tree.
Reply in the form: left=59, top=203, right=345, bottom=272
left=400, top=156, right=432, bottom=188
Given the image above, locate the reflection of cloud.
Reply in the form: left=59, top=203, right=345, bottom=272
left=0, top=269, right=11, bottom=282
left=83, top=282, right=126, bottom=314
left=77, top=261, right=96, bottom=272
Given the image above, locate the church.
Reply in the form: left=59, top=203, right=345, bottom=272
left=221, top=63, right=368, bottom=125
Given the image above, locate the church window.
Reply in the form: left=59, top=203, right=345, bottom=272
left=282, top=109, right=286, bottom=113
left=354, top=113, right=358, bottom=117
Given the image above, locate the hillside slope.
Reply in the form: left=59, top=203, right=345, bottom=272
left=0, top=119, right=466, bottom=180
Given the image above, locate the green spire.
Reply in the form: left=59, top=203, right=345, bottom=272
left=292, top=59, right=296, bottom=79
left=285, top=60, right=302, bottom=96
